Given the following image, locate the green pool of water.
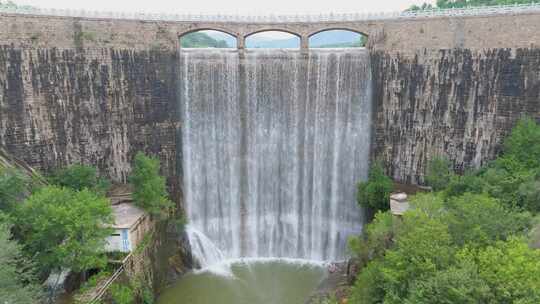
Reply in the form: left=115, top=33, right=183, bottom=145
left=157, top=259, right=327, bottom=304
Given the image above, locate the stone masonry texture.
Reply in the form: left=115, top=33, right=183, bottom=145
left=0, top=11, right=539, bottom=186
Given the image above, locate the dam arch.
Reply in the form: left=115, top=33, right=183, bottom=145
left=244, top=30, right=301, bottom=48
left=308, top=28, right=368, bottom=48
left=179, top=29, right=238, bottom=48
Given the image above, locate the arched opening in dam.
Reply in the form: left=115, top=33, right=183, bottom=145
left=309, top=29, right=367, bottom=48
left=245, top=30, right=301, bottom=48
left=180, top=29, right=237, bottom=48
left=170, top=34, right=373, bottom=303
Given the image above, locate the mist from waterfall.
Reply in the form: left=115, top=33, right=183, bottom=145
left=180, top=48, right=372, bottom=266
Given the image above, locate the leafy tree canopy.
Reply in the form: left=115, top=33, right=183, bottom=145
left=349, top=194, right=536, bottom=303
left=459, top=237, right=540, bottom=303
left=49, top=164, right=110, bottom=195
left=0, top=220, right=42, bottom=304
left=15, top=186, right=113, bottom=275
left=0, top=0, right=34, bottom=9
left=425, top=156, right=453, bottom=192
left=0, top=167, right=29, bottom=212
left=408, top=0, right=540, bottom=11
left=129, top=152, right=173, bottom=216
left=357, top=161, right=394, bottom=213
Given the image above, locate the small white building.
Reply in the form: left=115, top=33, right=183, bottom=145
left=390, top=192, right=410, bottom=216
left=105, top=202, right=150, bottom=253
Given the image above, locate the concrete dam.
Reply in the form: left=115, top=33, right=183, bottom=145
left=0, top=5, right=540, bottom=268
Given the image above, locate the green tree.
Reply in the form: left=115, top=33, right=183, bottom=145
left=481, top=118, right=540, bottom=211
left=0, top=167, right=29, bottom=212
left=380, top=210, right=455, bottom=303
left=357, top=162, right=394, bottom=212
left=425, top=156, right=454, bottom=191
left=129, top=152, right=173, bottom=216
left=518, top=178, right=540, bottom=213
left=0, top=0, right=34, bottom=10
left=15, top=186, right=113, bottom=275
left=502, top=117, right=540, bottom=169
left=409, top=0, right=540, bottom=11
left=0, top=220, right=42, bottom=304
left=49, top=164, right=110, bottom=195
left=445, top=193, right=531, bottom=247
left=348, top=211, right=395, bottom=264
left=443, top=171, right=485, bottom=198
left=349, top=259, right=387, bottom=304
left=404, top=262, right=491, bottom=304
left=460, top=237, right=540, bottom=303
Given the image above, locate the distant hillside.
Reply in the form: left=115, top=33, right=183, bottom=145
left=246, top=37, right=300, bottom=48
left=314, top=40, right=364, bottom=48
left=244, top=30, right=365, bottom=48
left=181, top=32, right=231, bottom=48
left=309, top=30, right=365, bottom=47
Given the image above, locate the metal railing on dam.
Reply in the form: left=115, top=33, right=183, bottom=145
left=1, top=3, right=540, bottom=22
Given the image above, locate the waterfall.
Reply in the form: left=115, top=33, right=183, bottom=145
left=186, top=225, right=226, bottom=268
left=180, top=48, right=372, bottom=265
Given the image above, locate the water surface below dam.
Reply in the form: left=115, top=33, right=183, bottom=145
left=157, top=259, right=327, bottom=304
left=180, top=48, right=373, bottom=264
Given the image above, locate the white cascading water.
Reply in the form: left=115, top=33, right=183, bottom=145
left=181, top=48, right=372, bottom=268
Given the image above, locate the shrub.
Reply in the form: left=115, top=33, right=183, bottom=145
left=49, top=164, right=110, bottom=195
left=443, top=171, right=485, bottom=198
left=460, top=237, right=540, bottom=303
left=349, top=260, right=386, bottom=304
left=502, top=117, right=540, bottom=169
left=129, top=152, right=173, bottom=216
left=0, top=220, right=42, bottom=303
left=357, top=161, right=394, bottom=212
left=445, top=193, right=531, bottom=247
left=404, top=262, right=491, bottom=304
left=348, top=211, right=395, bottom=263
left=381, top=210, right=456, bottom=300
left=0, top=167, right=28, bottom=212
left=110, top=283, right=135, bottom=304
left=425, top=156, right=454, bottom=191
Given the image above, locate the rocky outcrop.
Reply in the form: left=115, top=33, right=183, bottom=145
left=372, top=48, right=540, bottom=184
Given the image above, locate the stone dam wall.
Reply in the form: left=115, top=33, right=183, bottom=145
left=372, top=48, right=540, bottom=183
left=0, top=46, right=182, bottom=195
left=0, top=11, right=539, bottom=186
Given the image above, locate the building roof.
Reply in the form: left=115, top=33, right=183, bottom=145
left=111, top=202, right=146, bottom=229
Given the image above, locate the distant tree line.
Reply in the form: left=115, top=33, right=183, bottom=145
left=408, top=0, right=540, bottom=11
left=181, top=32, right=230, bottom=48
left=0, top=0, right=33, bottom=10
